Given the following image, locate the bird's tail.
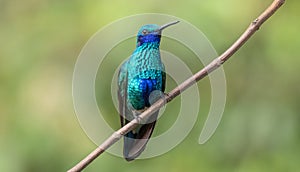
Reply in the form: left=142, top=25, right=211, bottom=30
left=123, top=111, right=158, bottom=161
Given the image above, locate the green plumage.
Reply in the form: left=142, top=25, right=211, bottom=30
left=117, top=21, right=178, bottom=161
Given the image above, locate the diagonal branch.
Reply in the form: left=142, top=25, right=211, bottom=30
left=68, top=0, right=285, bottom=171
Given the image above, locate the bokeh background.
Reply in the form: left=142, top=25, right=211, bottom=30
left=1, top=0, right=299, bottom=171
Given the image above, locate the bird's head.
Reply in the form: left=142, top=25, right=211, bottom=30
left=136, top=21, right=179, bottom=47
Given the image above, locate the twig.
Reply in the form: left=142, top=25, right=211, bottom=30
left=68, top=0, right=285, bottom=171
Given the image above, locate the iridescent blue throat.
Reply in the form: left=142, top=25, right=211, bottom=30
left=137, top=34, right=161, bottom=47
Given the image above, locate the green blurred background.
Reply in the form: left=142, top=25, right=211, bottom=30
left=1, top=0, right=299, bottom=171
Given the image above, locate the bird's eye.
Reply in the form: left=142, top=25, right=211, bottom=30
left=142, top=29, right=148, bottom=35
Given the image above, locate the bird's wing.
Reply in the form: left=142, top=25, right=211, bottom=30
left=161, top=63, right=166, bottom=92
left=117, top=61, right=148, bottom=161
left=117, top=61, right=129, bottom=127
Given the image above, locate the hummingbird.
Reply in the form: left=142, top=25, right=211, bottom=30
left=117, top=21, right=179, bottom=161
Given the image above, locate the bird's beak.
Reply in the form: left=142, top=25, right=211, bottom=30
left=158, top=21, right=180, bottom=33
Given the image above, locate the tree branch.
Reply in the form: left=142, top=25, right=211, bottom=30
left=68, top=0, right=285, bottom=171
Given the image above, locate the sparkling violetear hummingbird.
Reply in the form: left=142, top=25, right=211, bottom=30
left=117, top=21, right=179, bottom=161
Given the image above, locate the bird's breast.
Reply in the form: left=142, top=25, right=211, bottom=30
left=128, top=76, right=162, bottom=110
